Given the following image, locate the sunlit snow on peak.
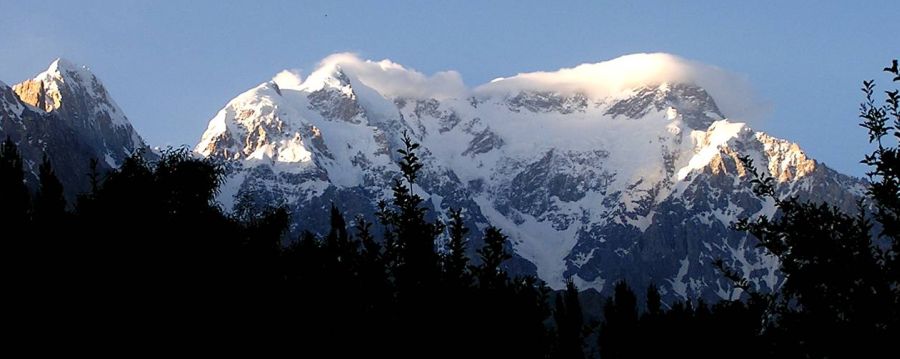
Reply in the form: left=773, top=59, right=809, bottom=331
left=273, top=52, right=763, bottom=124
left=298, top=52, right=468, bottom=100
left=48, top=57, right=79, bottom=73
left=272, top=69, right=303, bottom=91
left=475, top=53, right=762, bottom=123
left=45, top=58, right=96, bottom=83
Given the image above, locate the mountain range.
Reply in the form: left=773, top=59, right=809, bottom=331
left=1, top=54, right=864, bottom=302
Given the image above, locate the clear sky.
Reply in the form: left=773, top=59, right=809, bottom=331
left=0, top=0, right=896, bottom=176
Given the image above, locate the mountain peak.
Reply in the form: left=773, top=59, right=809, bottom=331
left=44, top=57, right=96, bottom=83
left=11, top=58, right=146, bottom=162
left=300, top=62, right=354, bottom=94
left=49, top=57, right=77, bottom=72
left=18, top=58, right=118, bottom=117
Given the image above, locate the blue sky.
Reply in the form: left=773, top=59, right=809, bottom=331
left=0, top=0, right=896, bottom=176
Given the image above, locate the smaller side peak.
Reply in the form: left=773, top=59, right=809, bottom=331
left=45, top=57, right=96, bottom=82
left=49, top=57, right=79, bottom=73
left=272, top=69, right=303, bottom=91
left=236, top=81, right=286, bottom=102
left=301, top=63, right=354, bottom=93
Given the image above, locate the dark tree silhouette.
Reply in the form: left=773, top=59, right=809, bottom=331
left=553, top=279, right=586, bottom=359
left=33, top=154, right=66, bottom=226
left=475, top=225, right=512, bottom=290
left=645, top=284, right=662, bottom=317
left=379, top=131, right=444, bottom=292
left=442, top=207, right=471, bottom=287
left=725, top=60, right=900, bottom=357
left=598, top=281, right=638, bottom=359
left=0, top=136, right=30, bottom=228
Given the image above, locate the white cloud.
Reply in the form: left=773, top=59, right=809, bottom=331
left=272, top=69, right=303, bottom=90
left=289, top=52, right=767, bottom=123
left=303, top=52, right=468, bottom=100
left=476, top=53, right=767, bottom=123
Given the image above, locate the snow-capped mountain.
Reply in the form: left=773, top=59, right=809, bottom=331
left=1, top=59, right=148, bottom=197
left=196, top=53, right=863, bottom=302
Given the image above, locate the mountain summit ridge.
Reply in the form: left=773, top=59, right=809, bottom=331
left=195, top=53, right=863, bottom=301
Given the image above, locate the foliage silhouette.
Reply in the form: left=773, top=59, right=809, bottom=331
left=722, top=59, right=900, bottom=357
left=0, top=136, right=30, bottom=229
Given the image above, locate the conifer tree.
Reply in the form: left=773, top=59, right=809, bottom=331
left=0, top=137, right=32, bottom=321
left=326, top=204, right=354, bottom=262
left=34, top=154, right=66, bottom=226
left=553, top=279, right=585, bottom=359
left=598, top=281, right=638, bottom=359
left=0, top=137, right=30, bottom=229
left=353, top=215, right=390, bottom=315
left=443, top=207, right=471, bottom=286
left=476, top=226, right=511, bottom=289
left=355, top=215, right=383, bottom=273
left=32, top=154, right=67, bottom=284
left=381, top=131, right=444, bottom=291
left=633, top=284, right=665, bottom=358
left=369, top=131, right=447, bottom=354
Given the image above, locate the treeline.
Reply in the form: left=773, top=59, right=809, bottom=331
left=1, top=62, right=898, bottom=357
left=0, top=136, right=556, bottom=355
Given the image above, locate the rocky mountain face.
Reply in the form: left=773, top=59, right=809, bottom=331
left=195, top=55, right=865, bottom=303
left=0, top=59, right=148, bottom=198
